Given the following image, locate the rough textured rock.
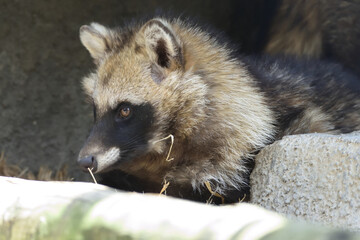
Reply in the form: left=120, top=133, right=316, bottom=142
left=251, top=132, right=360, bottom=231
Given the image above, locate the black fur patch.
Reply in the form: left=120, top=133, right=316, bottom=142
left=98, top=169, right=161, bottom=193
left=88, top=102, right=155, bottom=167
left=155, top=38, right=170, bottom=68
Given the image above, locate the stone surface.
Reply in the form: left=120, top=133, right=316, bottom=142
left=2, top=176, right=359, bottom=240
left=251, top=132, right=360, bottom=231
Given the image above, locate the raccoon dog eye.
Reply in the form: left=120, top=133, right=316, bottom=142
left=116, top=105, right=132, bottom=121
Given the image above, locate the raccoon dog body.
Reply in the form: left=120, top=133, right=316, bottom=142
left=78, top=18, right=360, bottom=203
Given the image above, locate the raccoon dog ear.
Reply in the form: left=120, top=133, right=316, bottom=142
left=80, top=23, right=112, bottom=62
left=142, top=19, right=184, bottom=70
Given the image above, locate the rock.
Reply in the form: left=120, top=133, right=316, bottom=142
left=1, top=176, right=359, bottom=240
left=251, top=132, right=360, bottom=231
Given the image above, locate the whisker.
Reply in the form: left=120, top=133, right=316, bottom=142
left=119, top=138, right=145, bottom=149
left=120, top=133, right=148, bottom=148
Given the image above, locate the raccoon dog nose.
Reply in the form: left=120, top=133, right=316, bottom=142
left=78, top=155, right=94, bottom=170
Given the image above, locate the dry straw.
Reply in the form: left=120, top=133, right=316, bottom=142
left=205, top=181, right=225, bottom=204
left=159, top=180, right=170, bottom=195
left=87, top=167, right=98, bottom=184
left=152, top=134, right=174, bottom=162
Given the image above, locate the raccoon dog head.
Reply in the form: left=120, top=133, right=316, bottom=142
left=77, top=19, right=208, bottom=174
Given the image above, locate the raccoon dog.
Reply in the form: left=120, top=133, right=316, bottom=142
left=77, top=18, right=360, bottom=203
